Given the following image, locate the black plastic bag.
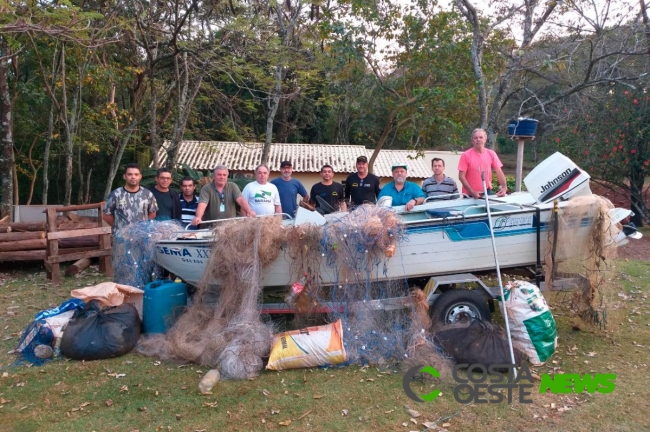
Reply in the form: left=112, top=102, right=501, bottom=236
left=434, top=320, right=523, bottom=368
left=60, top=301, right=141, bottom=360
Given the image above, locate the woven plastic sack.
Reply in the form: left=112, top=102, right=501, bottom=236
left=501, top=280, right=557, bottom=365
left=15, top=299, right=86, bottom=364
left=266, top=320, right=347, bottom=371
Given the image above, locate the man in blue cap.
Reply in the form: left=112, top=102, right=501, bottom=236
left=377, top=163, right=425, bottom=211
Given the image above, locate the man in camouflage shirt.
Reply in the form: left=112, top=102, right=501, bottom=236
left=103, top=163, right=158, bottom=233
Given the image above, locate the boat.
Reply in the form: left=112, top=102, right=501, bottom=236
left=155, top=152, right=641, bottom=314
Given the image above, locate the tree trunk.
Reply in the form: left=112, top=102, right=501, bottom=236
left=261, top=62, right=283, bottom=164
left=42, top=102, right=54, bottom=205
left=42, top=47, right=60, bottom=205
left=368, top=108, right=399, bottom=173
left=169, top=54, right=205, bottom=168
left=149, top=57, right=159, bottom=168
left=0, top=38, right=14, bottom=220
left=104, top=118, right=138, bottom=199
left=629, top=171, right=646, bottom=227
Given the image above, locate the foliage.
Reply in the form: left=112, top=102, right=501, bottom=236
left=492, top=175, right=525, bottom=192
left=554, top=86, right=650, bottom=225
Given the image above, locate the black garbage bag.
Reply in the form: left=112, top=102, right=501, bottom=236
left=434, top=320, right=523, bottom=368
left=60, top=301, right=140, bottom=360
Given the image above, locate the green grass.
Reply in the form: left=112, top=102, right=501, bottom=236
left=1, top=257, right=650, bottom=431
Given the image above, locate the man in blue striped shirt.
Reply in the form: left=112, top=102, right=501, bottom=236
left=179, top=177, right=199, bottom=230
left=421, top=158, right=459, bottom=200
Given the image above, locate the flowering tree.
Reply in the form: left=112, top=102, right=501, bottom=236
left=555, top=87, right=650, bottom=226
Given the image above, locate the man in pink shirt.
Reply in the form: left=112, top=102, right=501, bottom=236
left=458, top=128, right=508, bottom=198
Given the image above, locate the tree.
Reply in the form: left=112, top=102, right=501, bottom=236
left=554, top=86, right=650, bottom=226
left=455, top=0, right=650, bottom=147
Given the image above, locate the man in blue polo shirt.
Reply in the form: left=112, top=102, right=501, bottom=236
left=271, top=160, right=309, bottom=216
left=377, top=163, right=425, bottom=211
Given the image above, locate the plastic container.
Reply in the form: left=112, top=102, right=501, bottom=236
left=507, top=118, right=538, bottom=137
left=284, top=274, right=308, bottom=307
left=143, top=280, right=188, bottom=334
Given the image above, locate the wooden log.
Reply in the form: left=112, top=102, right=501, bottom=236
left=0, top=238, right=47, bottom=252
left=0, top=231, right=45, bottom=242
left=47, top=248, right=111, bottom=263
left=0, top=225, right=12, bottom=233
left=59, top=236, right=99, bottom=249
left=58, top=246, right=97, bottom=255
left=57, top=221, right=99, bottom=231
left=0, top=250, right=45, bottom=261
left=5, top=222, right=46, bottom=232
left=64, top=258, right=92, bottom=276
left=45, top=208, right=60, bottom=284
left=47, top=203, right=103, bottom=213
left=65, top=212, right=81, bottom=222
left=47, top=226, right=111, bottom=240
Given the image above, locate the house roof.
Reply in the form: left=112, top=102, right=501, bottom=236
left=159, top=141, right=434, bottom=178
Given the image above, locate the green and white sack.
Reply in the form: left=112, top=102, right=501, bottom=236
left=501, top=280, right=557, bottom=365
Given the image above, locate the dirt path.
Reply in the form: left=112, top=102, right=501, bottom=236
left=617, top=228, right=650, bottom=260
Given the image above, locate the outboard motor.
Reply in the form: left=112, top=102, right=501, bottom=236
left=524, top=152, right=591, bottom=203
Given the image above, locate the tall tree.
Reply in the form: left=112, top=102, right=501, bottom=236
left=456, top=0, right=649, bottom=147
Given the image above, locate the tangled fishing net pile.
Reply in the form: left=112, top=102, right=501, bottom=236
left=139, top=216, right=285, bottom=379
left=139, top=205, right=451, bottom=379
left=286, top=205, right=451, bottom=373
left=544, top=195, right=620, bottom=328
left=112, top=220, right=183, bottom=288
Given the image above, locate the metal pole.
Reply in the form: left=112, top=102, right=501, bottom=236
left=515, top=138, right=525, bottom=192
left=481, top=172, right=518, bottom=376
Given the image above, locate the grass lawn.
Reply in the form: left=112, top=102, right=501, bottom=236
left=1, top=247, right=649, bottom=432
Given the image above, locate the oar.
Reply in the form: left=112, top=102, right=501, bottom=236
left=481, top=172, right=518, bottom=377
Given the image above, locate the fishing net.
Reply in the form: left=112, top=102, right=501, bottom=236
left=285, top=205, right=450, bottom=373
left=543, top=195, right=620, bottom=328
left=139, top=205, right=451, bottom=379
left=112, top=220, right=183, bottom=288
left=138, top=216, right=284, bottom=380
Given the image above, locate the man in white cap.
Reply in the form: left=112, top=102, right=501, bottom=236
left=377, top=163, right=425, bottom=211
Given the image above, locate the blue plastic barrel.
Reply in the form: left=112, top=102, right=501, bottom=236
left=143, top=280, right=188, bottom=334
left=507, top=118, right=538, bottom=137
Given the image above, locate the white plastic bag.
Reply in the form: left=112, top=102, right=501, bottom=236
left=501, top=280, right=557, bottom=365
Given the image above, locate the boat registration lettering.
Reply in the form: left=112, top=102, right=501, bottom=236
left=157, top=247, right=212, bottom=259
left=493, top=215, right=534, bottom=231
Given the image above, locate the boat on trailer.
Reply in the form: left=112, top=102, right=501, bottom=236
left=154, top=152, right=641, bottom=321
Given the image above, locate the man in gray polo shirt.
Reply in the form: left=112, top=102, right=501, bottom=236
left=421, top=158, right=459, bottom=200
left=191, top=165, right=255, bottom=227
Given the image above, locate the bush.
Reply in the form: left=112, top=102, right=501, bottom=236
left=492, top=175, right=526, bottom=192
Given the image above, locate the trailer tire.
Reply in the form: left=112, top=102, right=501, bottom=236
left=430, top=289, right=491, bottom=325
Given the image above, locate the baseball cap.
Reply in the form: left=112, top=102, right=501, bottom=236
left=280, top=161, right=292, bottom=168
left=357, top=155, right=368, bottom=163
left=391, top=163, right=408, bottom=171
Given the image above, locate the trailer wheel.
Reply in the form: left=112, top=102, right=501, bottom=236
left=430, top=289, right=491, bottom=325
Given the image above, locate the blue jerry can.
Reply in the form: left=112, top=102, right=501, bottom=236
left=143, top=280, right=188, bottom=334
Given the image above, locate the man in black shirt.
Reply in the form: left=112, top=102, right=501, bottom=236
left=148, top=168, right=182, bottom=221
left=309, top=165, right=347, bottom=214
left=345, top=155, right=381, bottom=208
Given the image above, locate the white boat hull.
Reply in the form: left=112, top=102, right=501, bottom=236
left=155, top=152, right=640, bottom=289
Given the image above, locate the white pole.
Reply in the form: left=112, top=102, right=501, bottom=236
left=481, top=172, right=518, bottom=377
left=515, top=138, right=525, bottom=192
